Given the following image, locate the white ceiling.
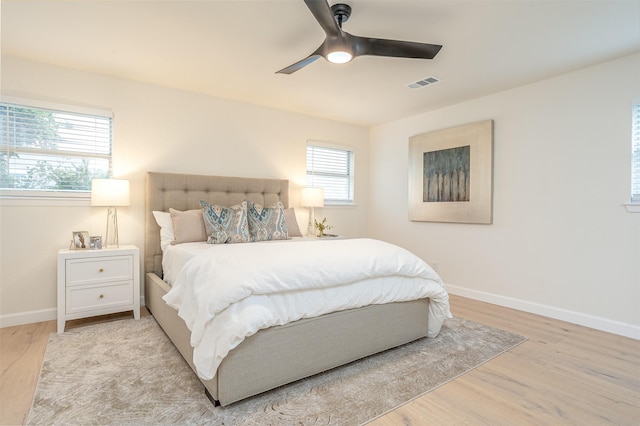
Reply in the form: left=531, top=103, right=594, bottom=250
left=2, top=0, right=639, bottom=127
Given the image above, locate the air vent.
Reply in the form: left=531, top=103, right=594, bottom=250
left=408, top=76, right=440, bottom=89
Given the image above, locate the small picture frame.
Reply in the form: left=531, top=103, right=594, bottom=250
left=72, top=231, right=91, bottom=250
left=90, top=236, right=103, bottom=250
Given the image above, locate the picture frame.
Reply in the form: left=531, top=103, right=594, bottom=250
left=90, top=236, right=103, bottom=250
left=408, top=120, right=493, bottom=224
left=71, top=231, right=91, bottom=250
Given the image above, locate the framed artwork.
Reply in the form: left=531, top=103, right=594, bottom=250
left=72, top=231, right=91, bottom=249
left=408, top=120, right=493, bottom=224
left=90, top=236, right=103, bottom=250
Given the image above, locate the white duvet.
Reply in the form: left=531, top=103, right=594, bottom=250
left=163, top=238, right=451, bottom=380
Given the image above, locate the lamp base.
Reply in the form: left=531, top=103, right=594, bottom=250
left=307, top=206, right=316, bottom=238
left=105, top=206, right=119, bottom=248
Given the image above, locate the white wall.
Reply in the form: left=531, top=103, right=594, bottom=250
left=369, top=53, right=640, bottom=338
left=3, top=53, right=639, bottom=339
left=0, top=56, right=370, bottom=325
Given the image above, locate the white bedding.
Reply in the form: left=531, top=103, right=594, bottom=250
left=163, top=238, right=451, bottom=380
left=162, top=238, right=305, bottom=286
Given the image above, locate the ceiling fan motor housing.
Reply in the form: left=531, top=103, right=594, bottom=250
left=331, top=3, right=352, bottom=26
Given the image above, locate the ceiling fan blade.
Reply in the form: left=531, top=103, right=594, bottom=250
left=353, top=35, right=442, bottom=60
left=278, top=2, right=443, bottom=74
left=304, top=0, right=342, bottom=38
left=276, top=54, right=322, bottom=74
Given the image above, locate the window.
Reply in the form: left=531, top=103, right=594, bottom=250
left=0, top=97, right=112, bottom=198
left=306, top=142, right=355, bottom=205
left=632, top=99, right=640, bottom=202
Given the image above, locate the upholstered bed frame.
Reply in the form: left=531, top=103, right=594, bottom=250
left=144, top=171, right=430, bottom=406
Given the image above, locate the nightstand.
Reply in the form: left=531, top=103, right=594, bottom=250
left=318, top=234, right=344, bottom=239
left=305, top=234, right=345, bottom=240
left=57, top=245, right=140, bottom=333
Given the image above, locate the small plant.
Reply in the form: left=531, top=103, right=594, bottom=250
left=314, top=217, right=332, bottom=237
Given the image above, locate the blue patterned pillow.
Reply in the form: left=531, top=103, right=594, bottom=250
left=247, top=201, right=289, bottom=242
left=200, top=200, right=250, bottom=244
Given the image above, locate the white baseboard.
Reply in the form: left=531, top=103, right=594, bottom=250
left=446, top=284, right=640, bottom=341
left=3, top=289, right=638, bottom=341
left=0, top=307, right=57, bottom=328
left=0, top=296, right=147, bottom=329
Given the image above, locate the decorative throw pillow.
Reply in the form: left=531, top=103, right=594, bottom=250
left=169, top=208, right=207, bottom=244
left=284, top=207, right=303, bottom=238
left=200, top=200, right=250, bottom=244
left=247, top=201, right=289, bottom=242
left=152, top=211, right=174, bottom=251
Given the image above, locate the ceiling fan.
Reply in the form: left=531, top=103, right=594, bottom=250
left=276, top=0, right=443, bottom=74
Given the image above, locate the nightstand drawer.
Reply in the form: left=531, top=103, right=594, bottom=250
left=66, top=281, right=133, bottom=314
left=66, top=255, right=133, bottom=286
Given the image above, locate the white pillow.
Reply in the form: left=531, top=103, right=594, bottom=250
left=152, top=210, right=174, bottom=252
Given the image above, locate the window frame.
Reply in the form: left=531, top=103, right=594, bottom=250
left=631, top=98, right=640, bottom=203
left=306, top=141, right=355, bottom=206
left=0, top=96, right=113, bottom=201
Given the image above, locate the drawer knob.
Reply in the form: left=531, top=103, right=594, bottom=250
left=99, top=268, right=104, bottom=273
left=99, top=294, right=104, bottom=299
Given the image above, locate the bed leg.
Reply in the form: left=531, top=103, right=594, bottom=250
left=204, top=388, right=221, bottom=407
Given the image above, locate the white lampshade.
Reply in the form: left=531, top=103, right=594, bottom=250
left=91, top=179, right=130, bottom=207
left=300, top=187, right=324, bottom=208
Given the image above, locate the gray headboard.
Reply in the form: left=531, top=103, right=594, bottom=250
left=145, top=172, right=289, bottom=277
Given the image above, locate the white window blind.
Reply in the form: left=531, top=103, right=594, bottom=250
left=306, top=143, right=355, bottom=205
left=0, top=98, right=112, bottom=195
left=632, top=100, right=640, bottom=202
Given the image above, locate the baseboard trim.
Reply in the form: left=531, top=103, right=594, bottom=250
left=0, top=296, right=147, bottom=329
left=0, top=307, right=57, bottom=328
left=446, top=284, right=640, bottom=341
left=3, top=289, right=638, bottom=340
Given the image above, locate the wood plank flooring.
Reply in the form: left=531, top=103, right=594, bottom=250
left=1, top=296, right=639, bottom=425
left=371, top=295, right=640, bottom=425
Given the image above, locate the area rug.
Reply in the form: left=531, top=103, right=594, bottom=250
left=27, top=315, right=525, bottom=425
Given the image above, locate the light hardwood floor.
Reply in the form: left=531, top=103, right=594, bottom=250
left=1, top=296, right=639, bottom=425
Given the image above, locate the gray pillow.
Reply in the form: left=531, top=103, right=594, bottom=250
left=284, top=208, right=303, bottom=237
left=169, top=208, right=207, bottom=244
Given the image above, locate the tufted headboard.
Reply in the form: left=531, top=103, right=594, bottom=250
left=145, top=172, right=289, bottom=277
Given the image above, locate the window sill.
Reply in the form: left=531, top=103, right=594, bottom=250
left=324, top=203, right=357, bottom=209
left=0, top=192, right=90, bottom=207
left=624, top=203, right=640, bottom=213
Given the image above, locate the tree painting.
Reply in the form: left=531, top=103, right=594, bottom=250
left=423, top=145, right=470, bottom=202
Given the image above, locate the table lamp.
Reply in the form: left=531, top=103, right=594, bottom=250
left=91, top=179, right=130, bottom=248
left=300, top=187, right=324, bottom=237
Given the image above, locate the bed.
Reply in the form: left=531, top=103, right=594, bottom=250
left=144, top=171, right=450, bottom=406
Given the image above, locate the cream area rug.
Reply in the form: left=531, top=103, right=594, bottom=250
left=27, top=315, right=525, bottom=425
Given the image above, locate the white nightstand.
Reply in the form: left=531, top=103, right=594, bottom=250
left=305, top=234, right=345, bottom=240
left=57, top=245, right=140, bottom=333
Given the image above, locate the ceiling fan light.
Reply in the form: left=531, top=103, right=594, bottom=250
left=327, top=50, right=353, bottom=64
